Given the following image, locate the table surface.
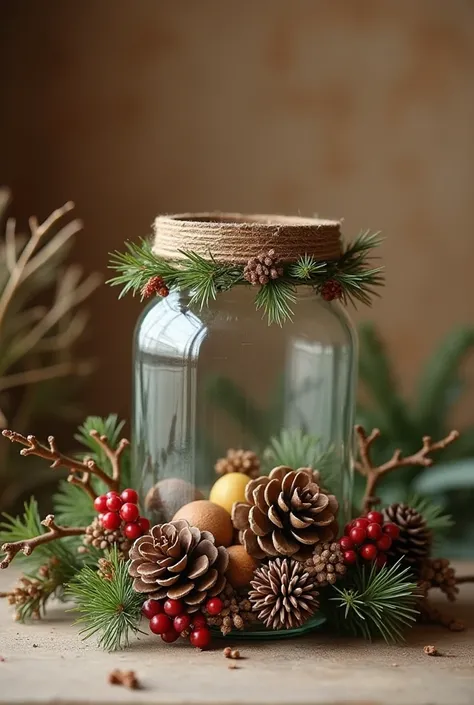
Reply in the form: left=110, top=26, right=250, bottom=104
left=0, top=564, right=473, bottom=705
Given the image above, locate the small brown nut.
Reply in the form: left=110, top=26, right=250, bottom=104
left=223, top=647, right=232, bottom=658
left=423, top=645, right=439, bottom=656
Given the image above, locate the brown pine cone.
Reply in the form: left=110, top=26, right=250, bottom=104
left=128, top=519, right=228, bottom=612
left=215, top=449, right=260, bottom=479
left=243, top=249, right=283, bottom=286
left=81, top=517, right=132, bottom=557
left=204, top=582, right=256, bottom=635
left=305, top=541, right=347, bottom=587
left=232, top=466, right=338, bottom=562
left=383, top=503, right=432, bottom=570
left=419, top=558, right=459, bottom=602
left=249, top=557, right=319, bottom=630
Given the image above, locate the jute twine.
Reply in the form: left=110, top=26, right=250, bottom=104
left=152, top=213, right=342, bottom=264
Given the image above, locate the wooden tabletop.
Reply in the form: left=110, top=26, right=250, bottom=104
left=1, top=564, right=473, bottom=705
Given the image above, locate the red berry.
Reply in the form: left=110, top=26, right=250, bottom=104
left=106, top=490, right=120, bottom=498
left=366, top=511, right=384, bottom=525
left=192, top=613, right=207, bottom=628
left=101, top=511, right=121, bottom=531
left=344, top=521, right=355, bottom=535
left=376, top=552, right=388, bottom=569
left=354, top=518, right=370, bottom=530
left=174, top=614, right=191, bottom=633
left=121, top=488, right=139, bottom=505
left=376, top=534, right=392, bottom=551
left=164, top=599, right=183, bottom=617
left=119, top=502, right=140, bottom=523
left=343, top=550, right=357, bottom=565
left=206, top=597, right=224, bottom=616
left=124, top=522, right=143, bottom=540
left=383, top=523, right=400, bottom=539
left=360, top=543, right=378, bottom=561
left=350, top=527, right=366, bottom=545
left=137, top=516, right=151, bottom=533
left=190, top=627, right=211, bottom=649
left=142, top=599, right=163, bottom=619
left=106, top=495, right=123, bottom=512
left=93, top=495, right=108, bottom=513
left=150, top=613, right=172, bottom=634
left=161, top=628, right=180, bottom=643
left=339, top=536, right=354, bottom=551
left=366, top=523, right=383, bottom=540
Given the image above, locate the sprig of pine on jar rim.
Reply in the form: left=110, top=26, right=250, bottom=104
left=107, top=213, right=385, bottom=325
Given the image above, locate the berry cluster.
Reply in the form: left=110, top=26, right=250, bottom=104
left=141, top=596, right=224, bottom=649
left=93, top=489, right=150, bottom=541
left=339, top=511, right=400, bottom=569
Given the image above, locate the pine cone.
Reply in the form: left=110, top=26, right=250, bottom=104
left=305, top=541, right=347, bottom=587
left=204, top=582, right=256, bottom=635
left=81, top=517, right=132, bottom=557
left=383, top=503, right=432, bottom=569
left=141, top=276, right=169, bottom=299
left=232, top=466, right=338, bottom=562
left=128, top=519, right=229, bottom=612
left=215, top=449, right=260, bottom=479
left=419, top=558, right=459, bottom=602
left=321, top=280, right=343, bottom=301
left=243, top=249, right=283, bottom=286
left=249, top=557, right=319, bottom=630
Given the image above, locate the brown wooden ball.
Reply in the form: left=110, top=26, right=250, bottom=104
left=226, top=545, right=259, bottom=588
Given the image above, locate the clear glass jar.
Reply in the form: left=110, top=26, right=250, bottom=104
left=133, top=286, right=357, bottom=527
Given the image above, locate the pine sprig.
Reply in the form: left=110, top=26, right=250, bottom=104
left=288, top=254, right=327, bottom=280
left=408, top=495, right=454, bottom=535
left=255, top=279, right=296, bottom=325
left=67, top=548, right=144, bottom=651
left=263, top=429, right=335, bottom=479
left=327, top=560, right=419, bottom=643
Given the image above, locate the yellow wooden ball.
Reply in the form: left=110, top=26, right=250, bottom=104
left=209, top=472, right=250, bottom=514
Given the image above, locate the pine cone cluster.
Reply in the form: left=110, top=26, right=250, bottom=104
left=141, top=275, right=169, bottom=299
left=215, top=449, right=260, bottom=479
left=81, top=517, right=132, bottom=557
left=383, top=503, right=432, bottom=569
left=249, top=557, right=319, bottom=630
left=305, top=541, right=347, bottom=586
left=128, top=519, right=228, bottom=612
left=419, top=558, right=459, bottom=602
left=321, top=279, right=343, bottom=302
left=243, top=249, right=283, bottom=286
left=3, top=558, right=60, bottom=620
left=204, top=583, right=256, bottom=635
left=232, top=466, right=338, bottom=562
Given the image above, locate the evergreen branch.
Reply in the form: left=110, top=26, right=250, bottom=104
left=408, top=495, right=454, bottom=534
left=67, top=548, right=144, bottom=651
left=263, top=429, right=336, bottom=482
left=288, top=254, right=327, bottom=280
left=327, top=560, right=419, bottom=643
left=255, top=279, right=296, bottom=326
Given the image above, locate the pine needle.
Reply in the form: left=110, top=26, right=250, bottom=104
left=67, top=548, right=144, bottom=651
left=255, top=279, right=296, bottom=325
left=263, top=429, right=336, bottom=486
left=327, top=559, right=419, bottom=643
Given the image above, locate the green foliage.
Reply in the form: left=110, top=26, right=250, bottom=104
left=54, top=414, right=131, bottom=526
left=408, top=495, right=454, bottom=535
left=326, top=560, right=419, bottom=643
left=108, top=231, right=384, bottom=325
left=67, top=548, right=144, bottom=651
left=262, top=429, right=335, bottom=482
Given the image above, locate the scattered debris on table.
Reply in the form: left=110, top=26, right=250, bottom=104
left=223, top=647, right=241, bottom=659
left=423, top=645, right=441, bottom=657
left=108, top=669, right=140, bottom=689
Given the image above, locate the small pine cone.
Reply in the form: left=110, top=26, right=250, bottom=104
left=419, top=558, right=459, bottom=602
left=250, top=557, right=319, bottom=630
left=203, top=583, right=255, bottom=635
left=215, top=449, right=261, bottom=479
left=383, top=503, right=432, bottom=571
left=141, top=276, right=169, bottom=299
left=305, top=542, right=347, bottom=587
left=321, top=280, right=343, bottom=302
left=243, top=249, right=283, bottom=286
left=82, top=518, right=132, bottom=558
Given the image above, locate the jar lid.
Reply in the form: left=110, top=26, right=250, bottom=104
left=152, top=212, right=342, bottom=264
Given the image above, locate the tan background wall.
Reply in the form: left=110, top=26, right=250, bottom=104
left=1, top=0, right=473, bottom=426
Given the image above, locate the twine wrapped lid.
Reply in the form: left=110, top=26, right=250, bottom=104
left=153, top=213, right=342, bottom=265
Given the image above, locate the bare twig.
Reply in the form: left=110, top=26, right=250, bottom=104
left=0, top=361, right=91, bottom=393
left=2, top=429, right=118, bottom=491
left=67, top=471, right=96, bottom=501
left=455, top=575, right=474, bottom=584
left=89, top=430, right=130, bottom=484
left=354, top=425, right=460, bottom=514
left=0, top=515, right=86, bottom=569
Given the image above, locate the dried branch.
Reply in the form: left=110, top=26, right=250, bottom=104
left=89, top=430, right=130, bottom=484
left=0, top=515, right=86, bottom=569
left=354, top=425, right=460, bottom=514
left=2, top=429, right=118, bottom=492
left=455, top=575, right=474, bottom=584
left=67, top=471, right=96, bottom=501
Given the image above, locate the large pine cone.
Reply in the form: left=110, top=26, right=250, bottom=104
left=232, top=466, right=338, bottom=562
left=128, top=519, right=229, bottom=612
left=383, top=503, right=432, bottom=569
left=249, top=557, right=319, bottom=630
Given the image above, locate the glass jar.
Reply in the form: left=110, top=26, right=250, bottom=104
left=133, top=285, right=357, bottom=527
